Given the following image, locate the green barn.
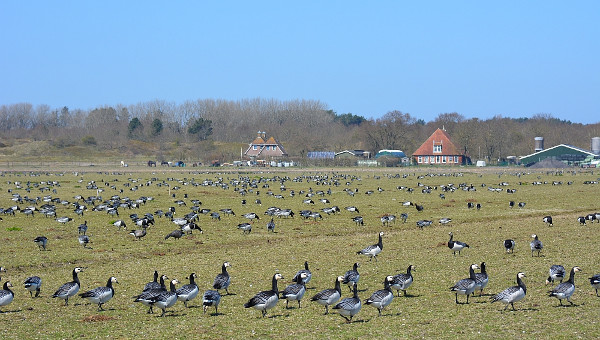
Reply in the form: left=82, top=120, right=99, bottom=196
left=520, top=144, right=598, bottom=167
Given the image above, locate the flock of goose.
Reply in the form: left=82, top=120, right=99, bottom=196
left=0, top=170, right=599, bottom=325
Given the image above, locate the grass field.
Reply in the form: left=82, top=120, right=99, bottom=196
left=0, top=166, right=599, bottom=339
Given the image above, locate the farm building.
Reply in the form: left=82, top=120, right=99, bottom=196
left=375, top=149, right=410, bottom=166
left=520, top=137, right=600, bottom=167
left=335, top=150, right=371, bottom=159
left=244, top=131, right=288, bottom=163
left=412, top=128, right=469, bottom=165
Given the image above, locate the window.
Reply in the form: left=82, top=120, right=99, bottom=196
left=454, top=156, right=459, bottom=163
left=418, top=156, right=422, bottom=163
left=442, top=156, right=446, bottom=163
left=430, top=156, right=435, bottom=163
left=433, top=144, right=442, bottom=153
left=253, top=145, right=258, bottom=150
left=424, top=156, right=428, bottom=163
left=436, top=156, right=440, bottom=163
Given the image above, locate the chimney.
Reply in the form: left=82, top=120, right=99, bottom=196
left=534, top=137, right=544, bottom=152
left=592, top=137, right=600, bottom=155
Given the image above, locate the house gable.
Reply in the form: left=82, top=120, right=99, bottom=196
left=412, top=128, right=466, bottom=165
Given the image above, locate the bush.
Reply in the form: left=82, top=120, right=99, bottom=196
left=82, top=136, right=97, bottom=145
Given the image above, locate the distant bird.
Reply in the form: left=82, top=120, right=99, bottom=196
left=78, top=235, right=91, bottom=248
left=490, top=272, right=527, bottom=311
left=400, top=213, right=408, bottom=223
left=345, top=206, right=359, bottom=213
left=129, top=226, right=147, bottom=240
left=467, top=202, right=474, bottom=209
left=202, top=290, right=221, bottom=314
left=391, top=265, right=416, bottom=297
left=34, top=236, right=48, bottom=251
left=476, top=203, right=482, bottom=210
left=439, top=218, right=452, bottom=225
left=416, top=220, right=433, bottom=229
left=448, top=232, right=469, bottom=256
left=176, top=273, right=199, bottom=307
left=504, top=239, right=515, bottom=254
left=332, top=282, right=361, bottom=323
left=357, top=232, right=384, bottom=262
left=164, top=229, right=184, bottom=240
left=244, top=273, right=284, bottom=317
left=543, top=216, right=553, bottom=226
left=546, top=265, right=566, bottom=286
left=474, top=262, right=489, bottom=296
left=79, top=276, right=118, bottom=311
left=549, top=266, right=582, bottom=306
left=56, top=216, right=73, bottom=224
left=352, top=216, right=364, bottom=226
left=23, top=276, right=42, bottom=298
left=112, top=220, right=126, bottom=230
left=267, top=218, right=275, bottom=232
left=311, top=276, right=343, bottom=314
left=530, top=234, right=543, bottom=257
left=243, top=212, right=260, bottom=221
left=577, top=216, right=586, bottom=225
left=77, top=221, right=88, bottom=235
left=150, top=279, right=180, bottom=317
left=0, top=281, right=14, bottom=312
left=52, top=267, right=84, bottom=306
left=292, top=261, right=312, bottom=285
left=143, top=271, right=162, bottom=292
left=365, top=276, right=394, bottom=316
left=343, top=263, right=360, bottom=292
left=589, top=274, right=600, bottom=296
left=509, top=201, right=515, bottom=208
left=415, top=204, right=424, bottom=212
left=281, top=272, right=308, bottom=309
left=450, top=263, right=479, bottom=304
left=237, top=223, right=252, bottom=234
left=518, top=202, right=526, bottom=209
left=213, top=262, right=232, bottom=295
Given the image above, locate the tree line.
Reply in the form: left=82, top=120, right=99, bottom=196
left=1, top=99, right=598, bottom=164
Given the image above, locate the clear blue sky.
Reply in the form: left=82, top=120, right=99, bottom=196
left=1, top=1, right=598, bottom=124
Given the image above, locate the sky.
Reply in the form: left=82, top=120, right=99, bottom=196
left=1, top=1, right=598, bottom=124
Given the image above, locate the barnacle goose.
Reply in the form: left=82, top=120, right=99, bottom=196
left=365, top=276, right=394, bottom=316
left=474, top=262, right=489, bottom=296
left=129, top=226, right=147, bottom=240
left=345, top=206, right=360, bottom=213
left=333, top=282, right=361, bottom=323
left=77, top=221, right=88, bottom=235
left=164, top=229, right=184, bottom=240
left=134, top=274, right=168, bottom=314
left=202, top=289, right=221, bottom=314
left=310, top=276, right=343, bottom=314
left=504, top=239, right=515, bottom=254
left=34, top=236, right=48, bottom=251
left=79, top=276, right=118, bottom=311
left=577, top=216, right=586, bottom=225
left=549, top=266, right=582, bottom=306
left=244, top=273, right=284, bottom=317
left=439, top=217, right=452, bottom=225
left=546, top=265, right=566, bottom=285
left=343, top=263, right=360, bottom=292
left=543, top=216, right=553, bottom=226
left=530, top=234, right=543, bottom=257
left=56, top=216, right=73, bottom=224
left=52, top=267, right=84, bottom=305
left=352, top=216, right=364, bottom=226
left=0, top=281, right=14, bottom=312
left=23, top=276, right=42, bottom=298
left=237, top=223, right=252, bottom=234
left=281, top=272, right=308, bottom=309
left=213, top=262, right=232, bottom=295
left=357, top=232, right=384, bottom=262
left=448, top=232, right=469, bottom=256
left=391, top=265, right=415, bottom=297
left=112, top=220, right=126, bottom=230
left=490, top=272, right=526, bottom=311
left=292, top=261, right=312, bottom=285
left=450, top=263, right=479, bottom=304
left=78, top=235, right=91, bottom=248
left=150, top=279, right=180, bottom=316
left=267, top=218, right=275, bottom=232
left=176, top=273, right=199, bottom=307
left=143, top=271, right=163, bottom=292
left=589, top=274, right=600, bottom=296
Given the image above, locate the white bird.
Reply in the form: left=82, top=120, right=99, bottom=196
left=333, top=282, right=361, bottom=323
left=490, top=272, right=527, bottom=311
left=365, top=276, right=394, bottom=316
left=391, top=265, right=416, bottom=297
left=0, top=281, right=15, bottom=312
left=23, top=276, right=42, bottom=298
left=244, top=273, right=284, bottom=317
left=450, top=263, right=479, bottom=304
left=79, top=276, right=118, bottom=311
left=356, top=232, right=384, bottom=262
left=311, top=276, right=343, bottom=314
left=549, top=266, right=582, bottom=306
left=52, top=267, right=84, bottom=305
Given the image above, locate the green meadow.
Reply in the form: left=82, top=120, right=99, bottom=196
left=0, top=167, right=599, bottom=339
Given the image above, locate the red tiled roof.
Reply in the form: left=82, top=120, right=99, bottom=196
left=412, top=128, right=461, bottom=156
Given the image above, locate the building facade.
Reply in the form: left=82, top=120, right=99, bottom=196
left=412, top=128, right=467, bottom=165
left=244, top=131, right=288, bottom=162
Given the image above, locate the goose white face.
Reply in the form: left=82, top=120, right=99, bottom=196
left=224, top=262, right=231, bottom=268
left=75, top=267, right=84, bottom=273
left=573, top=266, right=582, bottom=273
left=274, top=273, right=284, bottom=281
left=337, top=276, right=344, bottom=282
left=300, top=272, right=308, bottom=279
left=518, top=272, right=526, bottom=279
left=110, top=277, right=118, bottom=284
left=386, top=276, right=394, bottom=282
left=379, top=232, right=384, bottom=237
left=471, top=264, right=480, bottom=270
left=531, top=234, right=537, bottom=238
